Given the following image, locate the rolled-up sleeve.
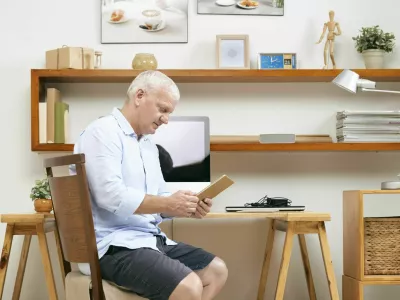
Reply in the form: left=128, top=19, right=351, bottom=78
left=156, top=149, right=172, bottom=219
left=79, top=126, right=145, bottom=217
left=158, top=180, right=172, bottom=220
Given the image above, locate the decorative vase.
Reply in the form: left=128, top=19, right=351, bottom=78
left=34, top=199, right=53, bottom=213
left=132, top=53, right=158, bottom=70
left=362, top=49, right=385, bottom=69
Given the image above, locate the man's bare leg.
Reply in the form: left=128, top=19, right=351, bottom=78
left=169, top=272, right=203, bottom=300
left=195, top=257, right=228, bottom=300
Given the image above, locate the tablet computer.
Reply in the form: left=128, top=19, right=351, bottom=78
left=196, top=175, right=234, bottom=201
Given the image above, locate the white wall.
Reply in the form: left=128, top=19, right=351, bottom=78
left=2, top=0, right=400, bottom=299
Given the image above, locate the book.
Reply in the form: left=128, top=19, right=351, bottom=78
left=54, top=102, right=69, bottom=143
left=46, top=88, right=61, bottom=143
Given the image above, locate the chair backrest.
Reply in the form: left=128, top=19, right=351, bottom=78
left=44, top=153, right=105, bottom=300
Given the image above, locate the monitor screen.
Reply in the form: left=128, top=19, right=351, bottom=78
left=150, top=116, right=211, bottom=193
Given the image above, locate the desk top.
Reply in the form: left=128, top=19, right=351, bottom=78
left=0, top=211, right=331, bottom=223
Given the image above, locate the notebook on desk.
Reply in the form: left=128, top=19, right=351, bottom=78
left=225, top=206, right=306, bottom=213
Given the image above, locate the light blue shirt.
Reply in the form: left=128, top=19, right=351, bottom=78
left=69, top=107, right=176, bottom=275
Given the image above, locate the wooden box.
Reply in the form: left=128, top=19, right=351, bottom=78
left=46, top=46, right=94, bottom=69
left=343, top=190, right=400, bottom=282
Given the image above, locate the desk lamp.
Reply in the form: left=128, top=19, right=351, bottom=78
left=332, top=69, right=400, bottom=190
left=333, top=69, right=400, bottom=94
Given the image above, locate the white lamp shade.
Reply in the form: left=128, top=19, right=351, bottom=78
left=332, top=69, right=360, bottom=93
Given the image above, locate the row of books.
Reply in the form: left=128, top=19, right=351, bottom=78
left=39, top=88, right=69, bottom=144
left=336, top=110, right=400, bottom=143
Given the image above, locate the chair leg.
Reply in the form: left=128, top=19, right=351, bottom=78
left=298, top=234, right=317, bottom=300
left=318, top=222, right=340, bottom=300
left=0, top=224, right=14, bottom=298
left=12, top=235, right=31, bottom=300
left=257, top=220, right=275, bottom=300
left=275, top=222, right=295, bottom=300
left=37, top=223, right=58, bottom=300
left=54, top=226, right=66, bottom=287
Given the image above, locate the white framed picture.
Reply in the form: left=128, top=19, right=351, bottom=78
left=198, top=0, right=284, bottom=16
left=101, top=0, right=188, bottom=44
left=216, top=35, right=250, bottom=69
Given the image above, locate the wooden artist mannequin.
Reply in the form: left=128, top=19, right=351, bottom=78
left=316, top=10, right=342, bottom=69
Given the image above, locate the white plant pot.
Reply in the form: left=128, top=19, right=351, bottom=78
left=362, top=49, right=385, bottom=69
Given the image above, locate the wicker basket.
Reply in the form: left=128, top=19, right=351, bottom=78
left=364, top=217, right=400, bottom=275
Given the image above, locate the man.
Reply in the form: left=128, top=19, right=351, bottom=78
left=71, top=70, right=228, bottom=300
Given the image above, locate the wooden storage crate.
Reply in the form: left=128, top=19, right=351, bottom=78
left=343, top=190, right=400, bottom=300
left=364, top=217, right=400, bottom=275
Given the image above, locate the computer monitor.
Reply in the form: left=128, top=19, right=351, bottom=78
left=150, top=116, right=211, bottom=194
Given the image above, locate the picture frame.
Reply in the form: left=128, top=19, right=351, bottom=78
left=257, top=52, right=297, bottom=69
left=216, top=35, right=250, bottom=69
left=197, top=0, right=284, bottom=16
left=101, top=0, right=188, bottom=44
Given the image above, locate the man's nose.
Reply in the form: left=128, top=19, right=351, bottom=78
left=160, top=115, right=168, bottom=124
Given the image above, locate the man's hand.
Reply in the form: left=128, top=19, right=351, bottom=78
left=191, top=198, right=212, bottom=219
left=164, top=190, right=199, bottom=218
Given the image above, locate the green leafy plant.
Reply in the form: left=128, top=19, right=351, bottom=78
left=30, top=178, right=51, bottom=201
left=352, top=25, right=395, bottom=53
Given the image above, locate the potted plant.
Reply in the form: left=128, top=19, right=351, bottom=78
left=352, top=25, right=395, bottom=69
left=30, top=178, right=53, bottom=213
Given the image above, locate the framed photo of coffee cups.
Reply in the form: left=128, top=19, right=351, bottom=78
left=198, top=0, right=284, bottom=16
left=101, top=0, right=188, bottom=44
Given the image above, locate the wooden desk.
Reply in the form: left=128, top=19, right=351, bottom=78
left=0, top=213, right=64, bottom=300
left=207, top=212, right=339, bottom=300
left=0, top=212, right=338, bottom=300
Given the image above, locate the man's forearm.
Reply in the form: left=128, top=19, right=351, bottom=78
left=134, top=194, right=169, bottom=214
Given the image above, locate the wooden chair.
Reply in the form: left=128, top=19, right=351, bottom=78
left=44, top=153, right=146, bottom=300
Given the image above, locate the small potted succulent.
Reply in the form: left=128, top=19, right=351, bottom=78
left=352, top=25, right=395, bottom=69
left=30, top=178, right=53, bottom=213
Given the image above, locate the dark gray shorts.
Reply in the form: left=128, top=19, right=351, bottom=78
left=99, top=235, right=216, bottom=300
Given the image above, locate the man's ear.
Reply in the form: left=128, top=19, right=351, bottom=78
left=135, top=89, right=145, bottom=106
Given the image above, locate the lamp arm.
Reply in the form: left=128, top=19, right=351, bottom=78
left=361, top=88, right=400, bottom=94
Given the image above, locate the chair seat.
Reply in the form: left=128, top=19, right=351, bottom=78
left=65, top=271, right=147, bottom=300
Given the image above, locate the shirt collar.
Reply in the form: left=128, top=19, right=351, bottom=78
left=111, top=107, right=136, bottom=136
left=111, top=107, right=150, bottom=141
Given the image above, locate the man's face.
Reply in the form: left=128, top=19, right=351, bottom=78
left=135, top=88, right=176, bottom=135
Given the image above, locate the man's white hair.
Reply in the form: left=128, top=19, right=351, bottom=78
left=127, top=70, right=180, bottom=102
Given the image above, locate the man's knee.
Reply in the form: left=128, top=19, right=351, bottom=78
left=209, top=257, right=228, bottom=283
left=170, top=272, right=203, bottom=300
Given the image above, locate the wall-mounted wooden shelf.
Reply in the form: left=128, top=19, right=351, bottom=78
left=32, top=142, right=400, bottom=152
left=31, top=68, right=400, bottom=84
left=31, top=68, right=400, bottom=152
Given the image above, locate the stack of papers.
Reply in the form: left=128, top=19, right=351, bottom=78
left=336, top=111, right=400, bottom=142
